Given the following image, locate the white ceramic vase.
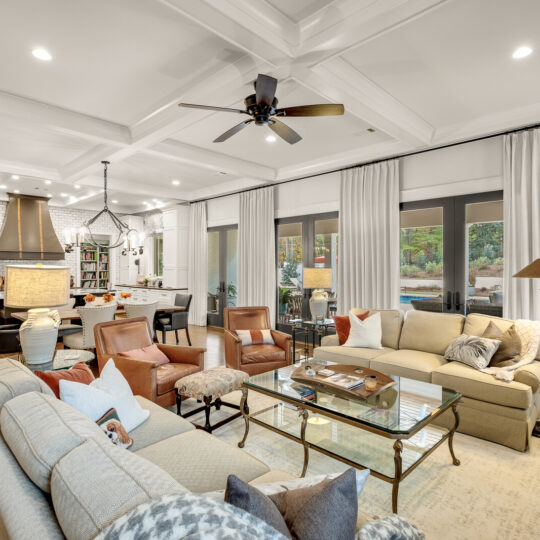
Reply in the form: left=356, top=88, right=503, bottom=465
left=309, top=289, right=328, bottom=320
left=19, top=308, right=60, bottom=366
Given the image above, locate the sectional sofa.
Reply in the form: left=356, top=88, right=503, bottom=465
left=313, top=310, right=540, bottom=452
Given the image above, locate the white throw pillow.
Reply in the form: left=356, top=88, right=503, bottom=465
left=61, top=359, right=149, bottom=432
left=343, top=311, right=383, bottom=349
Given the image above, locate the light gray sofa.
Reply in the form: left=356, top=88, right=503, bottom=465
left=0, top=358, right=295, bottom=540
left=314, top=310, right=540, bottom=452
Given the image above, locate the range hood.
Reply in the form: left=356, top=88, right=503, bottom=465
left=0, top=193, right=64, bottom=260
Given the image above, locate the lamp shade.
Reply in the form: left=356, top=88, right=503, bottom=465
left=513, top=259, right=540, bottom=278
left=303, top=267, right=332, bottom=289
left=4, top=265, right=70, bottom=308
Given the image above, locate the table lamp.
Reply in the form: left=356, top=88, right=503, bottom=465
left=303, top=267, right=332, bottom=320
left=5, top=265, right=70, bottom=365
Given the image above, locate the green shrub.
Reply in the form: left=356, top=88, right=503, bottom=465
left=425, top=261, right=443, bottom=275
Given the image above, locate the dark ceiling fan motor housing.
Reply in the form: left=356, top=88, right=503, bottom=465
left=245, top=93, right=277, bottom=126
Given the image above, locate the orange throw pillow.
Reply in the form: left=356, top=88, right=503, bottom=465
left=119, top=343, right=169, bottom=365
left=35, top=362, right=95, bottom=399
left=334, top=311, right=370, bottom=345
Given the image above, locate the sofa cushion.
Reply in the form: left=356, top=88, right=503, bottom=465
left=351, top=309, right=403, bottom=349
left=313, top=346, right=395, bottom=368
left=371, top=350, right=446, bottom=382
left=432, top=361, right=533, bottom=409
left=35, top=361, right=94, bottom=398
left=398, top=310, right=464, bottom=355
left=129, top=395, right=195, bottom=452
left=136, top=430, right=270, bottom=493
left=0, top=358, right=54, bottom=408
left=156, top=363, right=200, bottom=395
left=242, top=344, right=285, bottom=364
left=0, top=392, right=106, bottom=492
left=51, top=437, right=186, bottom=540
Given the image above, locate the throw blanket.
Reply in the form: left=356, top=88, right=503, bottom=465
left=481, top=319, right=540, bottom=382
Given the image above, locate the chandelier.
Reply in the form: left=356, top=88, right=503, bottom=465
left=63, top=161, right=144, bottom=254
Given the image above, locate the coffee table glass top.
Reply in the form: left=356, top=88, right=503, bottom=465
left=245, top=360, right=459, bottom=436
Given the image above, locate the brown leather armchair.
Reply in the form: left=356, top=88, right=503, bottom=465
left=224, top=306, right=292, bottom=375
left=94, top=317, right=205, bottom=408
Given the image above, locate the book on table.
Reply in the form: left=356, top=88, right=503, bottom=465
left=326, top=373, right=364, bottom=390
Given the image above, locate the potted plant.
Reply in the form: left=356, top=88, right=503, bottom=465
left=227, top=282, right=237, bottom=307
left=279, top=287, right=292, bottom=315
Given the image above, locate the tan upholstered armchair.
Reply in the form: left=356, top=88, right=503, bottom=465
left=94, top=317, right=205, bottom=408
left=224, top=306, right=292, bottom=375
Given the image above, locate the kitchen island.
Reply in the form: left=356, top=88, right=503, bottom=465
left=115, top=284, right=188, bottom=304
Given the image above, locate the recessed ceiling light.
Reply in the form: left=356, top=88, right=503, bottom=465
left=11, top=175, right=19, bottom=180
left=13, top=189, right=20, bottom=194
left=0, top=185, right=6, bottom=189
left=74, top=184, right=80, bottom=189
left=32, top=47, right=52, bottom=61
left=367, top=127, right=376, bottom=133
left=512, top=46, right=532, bottom=59
left=216, top=171, right=227, bottom=176
left=60, top=193, right=68, bottom=198
left=111, top=199, right=118, bottom=204
left=44, top=180, right=52, bottom=185
left=265, top=135, right=276, bottom=142
left=47, top=193, right=53, bottom=197
left=171, top=179, right=180, bottom=185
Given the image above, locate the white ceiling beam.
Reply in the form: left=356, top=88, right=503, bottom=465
left=0, top=92, right=130, bottom=146
left=0, top=158, right=60, bottom=182
left=60, top=144, right=119, bottom=183
left=184, top=176, right=268, bottom=201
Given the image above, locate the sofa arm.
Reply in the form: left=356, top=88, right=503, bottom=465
left=515, top=362, right=540, bottom=394
left=321, top=334, right=339, bottom=346
left=105, top=354, right=157, bottom=401
left=271, top=330, right=292, bottom=363
left=158, top=344, right=205, bottom=368
left=224, top=330, right=242, bottom=370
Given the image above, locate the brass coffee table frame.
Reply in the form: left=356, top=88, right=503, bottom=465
left=238, top=385, right=461, bottom=513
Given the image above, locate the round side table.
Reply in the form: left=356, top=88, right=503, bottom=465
left=20, top=349, right=95, bottom=372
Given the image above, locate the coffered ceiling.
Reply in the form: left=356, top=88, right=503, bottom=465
left=0, top=0, right=538, bottom=213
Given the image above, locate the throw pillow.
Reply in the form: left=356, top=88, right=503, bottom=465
left=226, top=469, right=358, bottom=540
left=60, top=380, right=115, bottom=422
left=358, top=514, right=425, bottom=540
left=118, top=343, right=169, bottom=365
left=481, top=321, right=522, bottom=367
left=96, top=408, right=133, bottom=449
left=444, top=334, right=501, bottom=370
left=237, top=329, right=275, bottom=346
left=334, top=311, right=369, bottom=345
left=34, top=361, right=95, bottom=398
left=514, top=319, right=540, bottom=364
left=343, top=311, right=383, bottom=349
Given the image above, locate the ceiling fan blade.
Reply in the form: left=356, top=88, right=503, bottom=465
left=179, top=103, right=249, bottom=115
left=275, top=104, right=345, bottom=117
left=213, top=120, right=253, bottom=143
left=269, top=119, right=302, bottom=145
left=255, top=74, right=277, bottom=107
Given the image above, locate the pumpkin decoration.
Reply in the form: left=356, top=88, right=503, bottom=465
left=84, top=294, right=96, bottom=303
left=102, top=293, right=115, bottom=303
left=120, top=292, right=132, bottom=299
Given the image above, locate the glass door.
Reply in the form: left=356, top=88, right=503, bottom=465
left=207, top=226, right=238, bottom=327
left=400, top=191, right=503, bottom=315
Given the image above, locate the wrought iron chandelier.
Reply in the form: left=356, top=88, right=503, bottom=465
left=64, top=161, right=143, bottom=254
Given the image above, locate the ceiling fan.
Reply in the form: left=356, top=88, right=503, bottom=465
left=179, top=74, right=345, bottom=145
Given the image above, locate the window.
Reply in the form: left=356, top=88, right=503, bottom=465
left=153, top=234, right=163, bottom=276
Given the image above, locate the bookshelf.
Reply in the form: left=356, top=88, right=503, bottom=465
left=79, top=241, right=110, bottom=289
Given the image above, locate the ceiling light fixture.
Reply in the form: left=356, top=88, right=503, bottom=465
left=265, top=135, right=276, bottom=142
left=32, top=47, right=52, bottom=61
left=44, top=180, right=52, bottom=185
left=74, top=184, right=80, bottom=189
left=0, top=185, right=6, bottom=189
left=111, top=199, right=118, bottom=204
left=47, top=193, right=53, bottom=197
left=60, top=193, right=68, bottom=198
left=171, top=179, right=180, bottom=185
left=512, top=46, right=532, bottom=59
left=11, top=175, right=19, bottom=180
left=13, top=190, right=20, bottom=194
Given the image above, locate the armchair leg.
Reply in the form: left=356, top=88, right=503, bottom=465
left=161, top=330, right=166, bottom=344
left=175, top=329, right=179, bottom=344
left=176, top=393, right=182, bottom=416
left=185, top=327, right=192, bottom=346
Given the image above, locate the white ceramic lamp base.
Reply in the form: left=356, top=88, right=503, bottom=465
left=19, top=308, right=60, bottom=366
left=309, top=289, right=328, bottom=320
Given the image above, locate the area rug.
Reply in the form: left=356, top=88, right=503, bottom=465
left=177, top=391, right=540, bottom=540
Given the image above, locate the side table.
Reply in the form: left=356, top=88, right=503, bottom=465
left=20, top=349, right=95, bottom=372
left=291, top=319, right=335, bottom=363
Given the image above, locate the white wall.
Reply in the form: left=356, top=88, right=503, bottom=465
left=205, top=135, right=504, bottom=226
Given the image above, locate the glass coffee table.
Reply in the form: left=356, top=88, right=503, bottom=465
left=238, top=360, right=461, bottom=512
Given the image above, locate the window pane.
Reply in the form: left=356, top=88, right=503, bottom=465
left=207, top=231, right=220, bottom=312
left=277, top=223, right=302, bottom=318
left=400, top=208, right=444, bottom=312
left=226, top=228, right=238, bottom=307
left=154, top=235, right=163, bottom=275
left=314, top=218, right=338, bottom=294
left=465, top=201, right=503, bottom=315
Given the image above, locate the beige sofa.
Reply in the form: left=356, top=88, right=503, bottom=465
left=314, top=310, right=540, bottom=452
left=0, top=358, right=296, bottom=540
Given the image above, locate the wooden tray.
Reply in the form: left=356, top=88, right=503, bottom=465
left=291, top=363, right=396, bottom=401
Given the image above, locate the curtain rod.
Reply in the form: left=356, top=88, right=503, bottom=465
left=189, top=120, right=540, bottom=204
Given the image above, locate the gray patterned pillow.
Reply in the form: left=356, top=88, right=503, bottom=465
left=444, top=334, right=501, bottom=370
left=357, top=514, right=425, bottom=540
left=95, top=492, right=288, bottom=540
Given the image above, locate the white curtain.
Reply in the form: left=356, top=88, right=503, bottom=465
left=338, top=160, right=400, bottom=313
left=188, top=202, right=208, bottom=326
left=237, top=186, right=276, bottom=326
left=503, top=130, right=540, bottom=320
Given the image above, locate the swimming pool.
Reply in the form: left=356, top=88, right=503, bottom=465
left=400, top=295, right=432, bottom=304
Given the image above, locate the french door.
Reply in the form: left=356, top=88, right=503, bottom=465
left=207, top=226, right=238, bottom=327
left=400, top=191, right=503, bottom=314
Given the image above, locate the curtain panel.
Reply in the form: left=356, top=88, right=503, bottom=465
left=188, top=201, right=208, bottom=326
left=237, top=186, right=276, bottom=326
left=338, top=160, right=400, bottom=313
left=503, top=130, right=540, bottom=320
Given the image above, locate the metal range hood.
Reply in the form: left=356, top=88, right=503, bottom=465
left=0, top=193, right=64, bottom=260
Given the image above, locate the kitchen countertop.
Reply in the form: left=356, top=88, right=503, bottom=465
left=115, top=284, right=188, bottom=291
